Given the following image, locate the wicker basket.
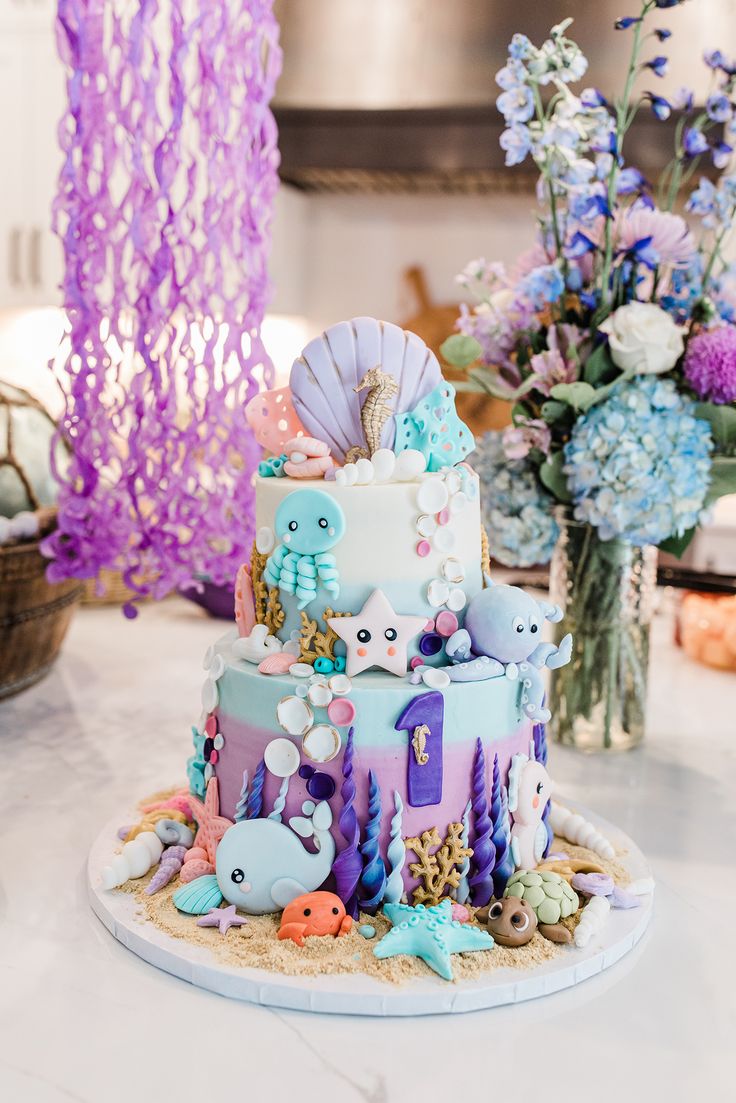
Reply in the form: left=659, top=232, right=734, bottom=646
left=0, top=538, right=83, bottom=699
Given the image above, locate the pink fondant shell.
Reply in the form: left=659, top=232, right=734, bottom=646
left=184, top=847, right=209, bottom=863
left=234, top=562, right=256, bottom=638
left=284, top=435, right=330, bottom=458
left=258, top=652, right=297, bottom=675
left=284, top=455, right=333, bottom=478
left=245, top=386, right=307, bottom=454
left=179, top=859, right=214, bottom=883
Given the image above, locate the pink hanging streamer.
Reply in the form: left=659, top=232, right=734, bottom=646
left=45, top=1, right=282, bottom=607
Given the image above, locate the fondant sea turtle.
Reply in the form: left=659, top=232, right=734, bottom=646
left=504, top=870, right=579, bottom=944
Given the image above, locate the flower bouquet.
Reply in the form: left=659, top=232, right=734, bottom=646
left=442, top=2, right=736, bottom=750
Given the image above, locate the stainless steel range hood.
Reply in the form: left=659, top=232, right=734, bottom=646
left=273, top=0, right=734, bottom=193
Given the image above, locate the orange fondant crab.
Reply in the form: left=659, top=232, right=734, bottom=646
left=277, top=891, right=352, bottom=947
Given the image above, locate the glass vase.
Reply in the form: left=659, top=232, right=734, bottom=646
left=548, top=509, right=657, bottom=752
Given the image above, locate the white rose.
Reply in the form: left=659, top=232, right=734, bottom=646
left=599, top=302, right=685, bottom=375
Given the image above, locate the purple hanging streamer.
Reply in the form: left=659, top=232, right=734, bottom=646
left=45, top=1, right=282, bottom=606
left=332, top=727, right=362, bottom=918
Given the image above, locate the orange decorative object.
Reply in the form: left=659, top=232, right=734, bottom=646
left=234, top=562, right=256, bottom=638
left=277, top=891, right=353, bottom=947
left=245, top=386, right=307, bottom=455
left=680, top=592, right=736, bottom=672
left=188, top=778, right=233, bottom=865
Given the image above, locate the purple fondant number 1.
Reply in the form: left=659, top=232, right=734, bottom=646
left=395, top=691, right=444, bottom=808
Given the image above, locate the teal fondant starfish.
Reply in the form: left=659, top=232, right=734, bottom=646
left=373, top=899, right=494, bottom=981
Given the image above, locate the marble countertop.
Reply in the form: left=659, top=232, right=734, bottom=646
left=1, top=595, right=733, bottom=1102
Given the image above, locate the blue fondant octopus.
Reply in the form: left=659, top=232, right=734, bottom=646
left=263, top=489, right=346, bottom=610
left=445, top=578, right=573, bottom=723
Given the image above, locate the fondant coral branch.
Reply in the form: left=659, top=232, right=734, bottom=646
left=358, top=770, right=386, bottom=914
left=468, top=738, right=495, bottom=907
left=549, top=803, right=616, bottom=861
left=332, top=727, right=362, bottom=918
left=250, top=545, right=284, bottom=634
left=299, top=606, right=352, bottom=664
left=405, top=822, right=473, bottom=907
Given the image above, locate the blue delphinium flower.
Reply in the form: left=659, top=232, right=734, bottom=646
left=563, top=377, right=713, bottom=546
left=643, top=55, right=669, bottom=78
left=473, top=432, right=559, bottom=568
left=518, top=264, right=565, bottom=307
left=706, top=93, right=732, bottom=123
left=645, top=93, right=672, bottom=120
left=500, top=125, right=533, bottom=166
left=683, top=128, right=709, bottom=157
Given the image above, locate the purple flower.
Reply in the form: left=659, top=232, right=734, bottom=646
left=706, top=93, right=733, bottom=123
left=683, top=128, right=709, bottom=157
left=684, top=326, right=736, bottom=403
left=615, top=203, right=696, bottom=269
left=503, top=419, right=552, bottom=460
left=509, top=33, right=533, bottom=61
left=617, top=167, right=648, bottom=195
left=615, top=17, right=642, bottom=29
left=643, top=56, right=669, bottom=78
left=565, top=231, right=597, bottom=259
left=654, top=0, right=683, bottom=7
left=655, top=28, right=672, bottom=41
left=518, top=263, right=565, bottom=306
left=646, top=93, right=672, bottom=121
left=500, top=124, right=532, bottom=166
left=581, top=87, right=608, bottom=108
left=704, top=49, right=727, bottom=70
left=671, top=86, right=695, bottom=112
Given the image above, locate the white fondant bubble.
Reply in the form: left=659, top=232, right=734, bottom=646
left=204, top=762, right=214, bottom=782
left=208, top=654, right=225, bottom=681
left=444, top=471, right=462, bottom=495
left=307, top=682, right=333, bottom=708
left=442, top=557, right=465, bottom=583
left=203, top=645, right=215, bottom=670
left=328, top=673, right=352, bottom=695
left=416, top=477, right=449, bottom=515
left=295, top=685, right=308, bottom=698
left=371, top=449, right=396, bottom=482
left=422, top=667, right=451, bottom=689
left=213, top=733, right=225, bottom=750
left=288, top=662, right=314, bottom=678
left=393, top=449, right=426, bottom=481
left=256, top=526, right=275, bottom=554
left=276, top=696, right=314, bottom=736
left=201, top=677, right=218, bottom=712
left=416, top=514, right=438, bottom=538
left=264, top=737, right=301, bottom=778
left=450, top=492, right=468, bottom=514
left=434, top=526, right=455, bottom=552
left=447, top=588, right=467, bottom=612
left=427, top=578, right=450, bottom=608
left=302, top=724, right=342, bottom=763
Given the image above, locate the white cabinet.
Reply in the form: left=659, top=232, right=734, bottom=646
left=0, top=5, right=64, bottom=308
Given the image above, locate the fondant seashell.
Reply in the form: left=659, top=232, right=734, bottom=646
left=302, top=723, right=341, bottom=763
left=179, top=858, right=215, bottom=883
left=290, top=318, right=442, bottom=463
left=277, top=695, right=314, bottom=736
left=172, top=874, right=224, bottom=915
left=258, top=652, right=296, bottom=675
left=245, top=386, right=307, bottom=455
left=101, top=831, right=163, bottom=890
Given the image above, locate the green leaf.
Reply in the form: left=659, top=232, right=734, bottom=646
left=540, top=399, right=569, bottom=424
left=550, top=381, right=597, bottom=411
left=705, top=456, right=736, bottom=505
left=583, top=343, right=617, bottom=387
left=695, top=403, right=736, bottom=454
left=659, top=527, right=696, bottom=559
left=439, top=333, right=482, bottom=368
left=539, top=451, right=572, bottom=504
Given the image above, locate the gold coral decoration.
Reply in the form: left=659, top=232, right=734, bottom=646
left=299, top=606, right=352, bottom=664
left=405, top=822, right=473, bottom=907
left=250, top=542, right=284, bottom=634
left=481, top=526, right=490, bottom=580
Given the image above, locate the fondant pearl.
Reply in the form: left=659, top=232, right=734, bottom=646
left=410, top=656, right=423, bottom=670
left=416, top=539, right=431, bottom=558
left=314, top=656, right=335, bottom=674
left=421, top=667, right=451, bottom=689
left=419, top=632, right=443, bottom=657
left=435, top=610, right=459, bottom=637
left=417, top=477, right=449, bottom=514
left=213, top=733, right=225, bottom=750
left=371, top=448, right=396, bottom=482
left=393, top=449, right=427, bottom=481
left=327, top=697, right=356, bottom=726
left=307, top=772, right=336, bottom=801
left=436, top=507, right=451, bottom=526
left=264, top=736, right=301, bottom=778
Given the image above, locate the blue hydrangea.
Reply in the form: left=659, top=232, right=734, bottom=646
left=473, top=431, right=559, bottom=567
left=563, top=377, right=713, bottom=545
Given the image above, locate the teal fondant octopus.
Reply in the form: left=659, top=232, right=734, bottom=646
left=264, top=489, right=346, bottom=609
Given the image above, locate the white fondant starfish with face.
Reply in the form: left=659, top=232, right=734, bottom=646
left=327, top=589, right=426, bottom=677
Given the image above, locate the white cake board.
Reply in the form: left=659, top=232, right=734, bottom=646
left=88, top=800, right=653, bottom=1017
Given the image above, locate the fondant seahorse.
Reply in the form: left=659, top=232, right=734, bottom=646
left=353, top=366, right=399, bottom=457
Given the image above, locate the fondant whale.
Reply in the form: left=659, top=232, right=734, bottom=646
left=173, top=800, right=336, bottom=916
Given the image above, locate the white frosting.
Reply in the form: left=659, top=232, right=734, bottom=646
left=254, top=469, right=483, bottom=640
